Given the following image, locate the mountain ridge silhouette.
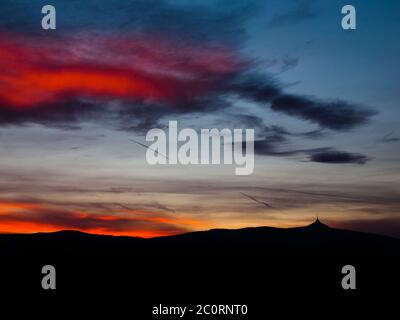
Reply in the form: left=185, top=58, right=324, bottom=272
left=1, top=219, right=399, bottom=257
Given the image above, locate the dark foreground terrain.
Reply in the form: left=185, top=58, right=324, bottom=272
left=1, top=219, right=399, bottom=317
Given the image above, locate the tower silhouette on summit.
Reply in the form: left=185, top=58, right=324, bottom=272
left=308, top=217, right=329, bottom=229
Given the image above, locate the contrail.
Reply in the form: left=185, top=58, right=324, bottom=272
left=129, top=138, right=169, bottom=160
left=114, top=202, right=176, bottom=213
left=113, top=203, right=134, bottom=211
left=240, top=192, right=274, bottom=209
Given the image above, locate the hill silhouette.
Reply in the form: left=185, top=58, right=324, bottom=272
left=1, top=219, right=399, bottom=310
left=1, top=219, right=399, bottom=257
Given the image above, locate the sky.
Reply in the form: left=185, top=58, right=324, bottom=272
left=0, top=0, right=399, bottom=238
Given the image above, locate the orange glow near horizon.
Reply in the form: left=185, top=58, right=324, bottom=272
left=0, top=200, right=207, bottom=238
left=0, top=200, right=318, bottom=238
left=0, top=221, right=179, bottom=238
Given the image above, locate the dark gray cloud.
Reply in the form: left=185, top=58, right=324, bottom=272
left=225, top=74, right=376, bottom=131
left=249, top=128, right=370, bottom=165
left=263, top=125, right=326, bottom=139
left=270, top=94, right=377, bottom=130
left=253, top=139, right=330, bottom=157
left=0, top=99, right=95, bottom=129
left=379, top=132, right=400, bottom=143
left=309, top=151, right=370, bottom=164
left=229, top=73, right=283, bottom=103
left=280, top=55, right=299, bottom=73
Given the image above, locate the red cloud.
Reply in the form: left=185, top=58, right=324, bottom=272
left=0, top=33, right=244, bottom=110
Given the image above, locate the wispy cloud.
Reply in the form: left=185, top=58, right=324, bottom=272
left=267, top=0, right=318, bottom=28
left=379, top=132, right=400, bottom=143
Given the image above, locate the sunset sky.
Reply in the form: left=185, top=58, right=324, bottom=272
left=0, top=0, right=399, bottom=238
